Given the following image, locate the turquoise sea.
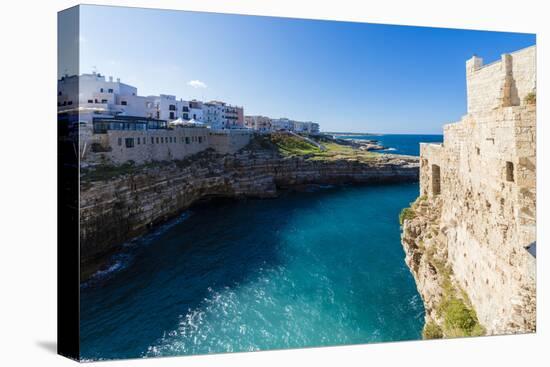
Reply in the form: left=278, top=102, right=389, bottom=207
left=80, top=134, right=441, bottom=360
left=341, top=134, right=443, bottom=156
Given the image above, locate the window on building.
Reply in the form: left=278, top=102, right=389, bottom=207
left=100, top=88, right=104, bottom=93
left=117, top=138, right=122, bottom=146
left=185, top=137, right=190, bottom=144
left=108, top=88, right=113, bottom=93
left=94, top=99, right=98, bottom=103
left=476, top=147, right=480, bottom=155
left=121, top=101, right=127, bottom=105
left=432, top=164, right=441, bottom=195
left=151, top=137, right=154, bottom=144
left=506, top=161, right=514, bottom=182
left=58, top=91, right=62, bottom=96
left=156, top=137, right=159, bottom=144
left=87, top=99, right=93, bottom=103
left=101, top=99, right=108, bottom=103
left=169, top=112, right=175, bottom=120
left=125, top=138, right=134, bottom=148
left=169, top=104, right=176, bottom=111
left=198, top=136, right=202, bottom=143
left=67, top=101, right=73, bottom=105
left=161, top=137, right=164, bottom=144
left=137, top=137, right=140, bottom=145
left=142, top=137, right=146, bottom=144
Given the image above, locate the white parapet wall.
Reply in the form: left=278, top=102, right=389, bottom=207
left=466, top=46, right=536, bottom=115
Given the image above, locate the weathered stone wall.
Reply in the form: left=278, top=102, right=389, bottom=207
left=88, top=127, right=252, bottom=164
left=80, top=151, right=419, bottom=280
left=403, top=45, right=536, bottom=336
left=466, top=46, right=536, bottom=115
left=92, top=126, right=210, bottom=164
left=208, top=130, right=252, bottom=154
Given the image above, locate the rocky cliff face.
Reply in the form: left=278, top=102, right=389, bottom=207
left=401, top=196, right=486, bottom=339
left=80, top=149, right=418, bottom=280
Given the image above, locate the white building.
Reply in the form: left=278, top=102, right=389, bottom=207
left=271, top=118, right=293, bottom=131
left=202, top=101, right=244, bottom=130
left=244, top=115, right=272, bottom=132
left=188, top=100, right=204, bottom=123
left=58, top=72, right=315, bottom=134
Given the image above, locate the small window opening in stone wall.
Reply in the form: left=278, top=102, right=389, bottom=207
left=125, top=138, right=134, bottom=148
left=506, top=161, right=514, bottom=182
left=432, top=164, right=441, bottom=195
left=476, top=147, right=480, bottom=155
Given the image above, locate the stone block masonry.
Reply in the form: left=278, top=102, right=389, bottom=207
left=402, top=46, right=536, bottom=336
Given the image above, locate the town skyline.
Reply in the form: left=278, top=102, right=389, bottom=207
left=74, top=5, right=535, bottom=134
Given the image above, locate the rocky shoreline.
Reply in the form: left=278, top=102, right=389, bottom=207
left=80, top=147, right=419, bottom=281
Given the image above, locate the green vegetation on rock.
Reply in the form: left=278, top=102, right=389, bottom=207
left=270, top=133, right=378, bottom=162
left=399, top=207, right=416, bottom=225
left=423, top=321, right=443, bottom=339
left=524, top=92, right=536, bottom=105
left=438, top=297, right=485, bottom=338
left=426, top=243, right=486, bottom=338
left=271, top=133, right=322, bottom=156
left=81, top=161, right=140, bottom=182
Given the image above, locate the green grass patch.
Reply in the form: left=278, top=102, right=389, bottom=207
left=81, top=159, right=175, bottom=182
left=271, top=133, right=321, bottom=156
left=81, top=161, right=139, bottom=182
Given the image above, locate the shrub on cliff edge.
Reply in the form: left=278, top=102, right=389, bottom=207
left=423, top=322, right=443, bottom=339
left=524, top=92, right=536, bottom=105
left=399, top=207, right=416, bottom=225
left=439, top=297, right=485, bottom=338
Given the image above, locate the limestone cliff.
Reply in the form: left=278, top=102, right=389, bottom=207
left=401, top=46, right=536, bottom=338
left=80, top=147, right=418, bottom=281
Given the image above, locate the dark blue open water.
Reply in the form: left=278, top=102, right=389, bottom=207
left=80, top=183, right=425, bottom=361
left=340, top=134, right=443, bottom=156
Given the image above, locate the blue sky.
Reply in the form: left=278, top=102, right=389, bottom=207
left=78, top=5, right=535, bottom=134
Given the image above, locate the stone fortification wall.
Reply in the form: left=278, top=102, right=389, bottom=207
left=466, top=46, right=536, bottom=115
left=208, top=130, right=252, bottom=154
left=402, top=45, right=536, bottom=337
left=88, top=127, right=252, bottom=164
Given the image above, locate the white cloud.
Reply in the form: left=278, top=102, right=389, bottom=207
left=187, top=80, right=207, bottom=89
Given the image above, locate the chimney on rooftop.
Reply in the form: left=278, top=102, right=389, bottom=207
left=116, top=78, right=120, bottom=83
left=109, top=76, right=113, bottom=82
